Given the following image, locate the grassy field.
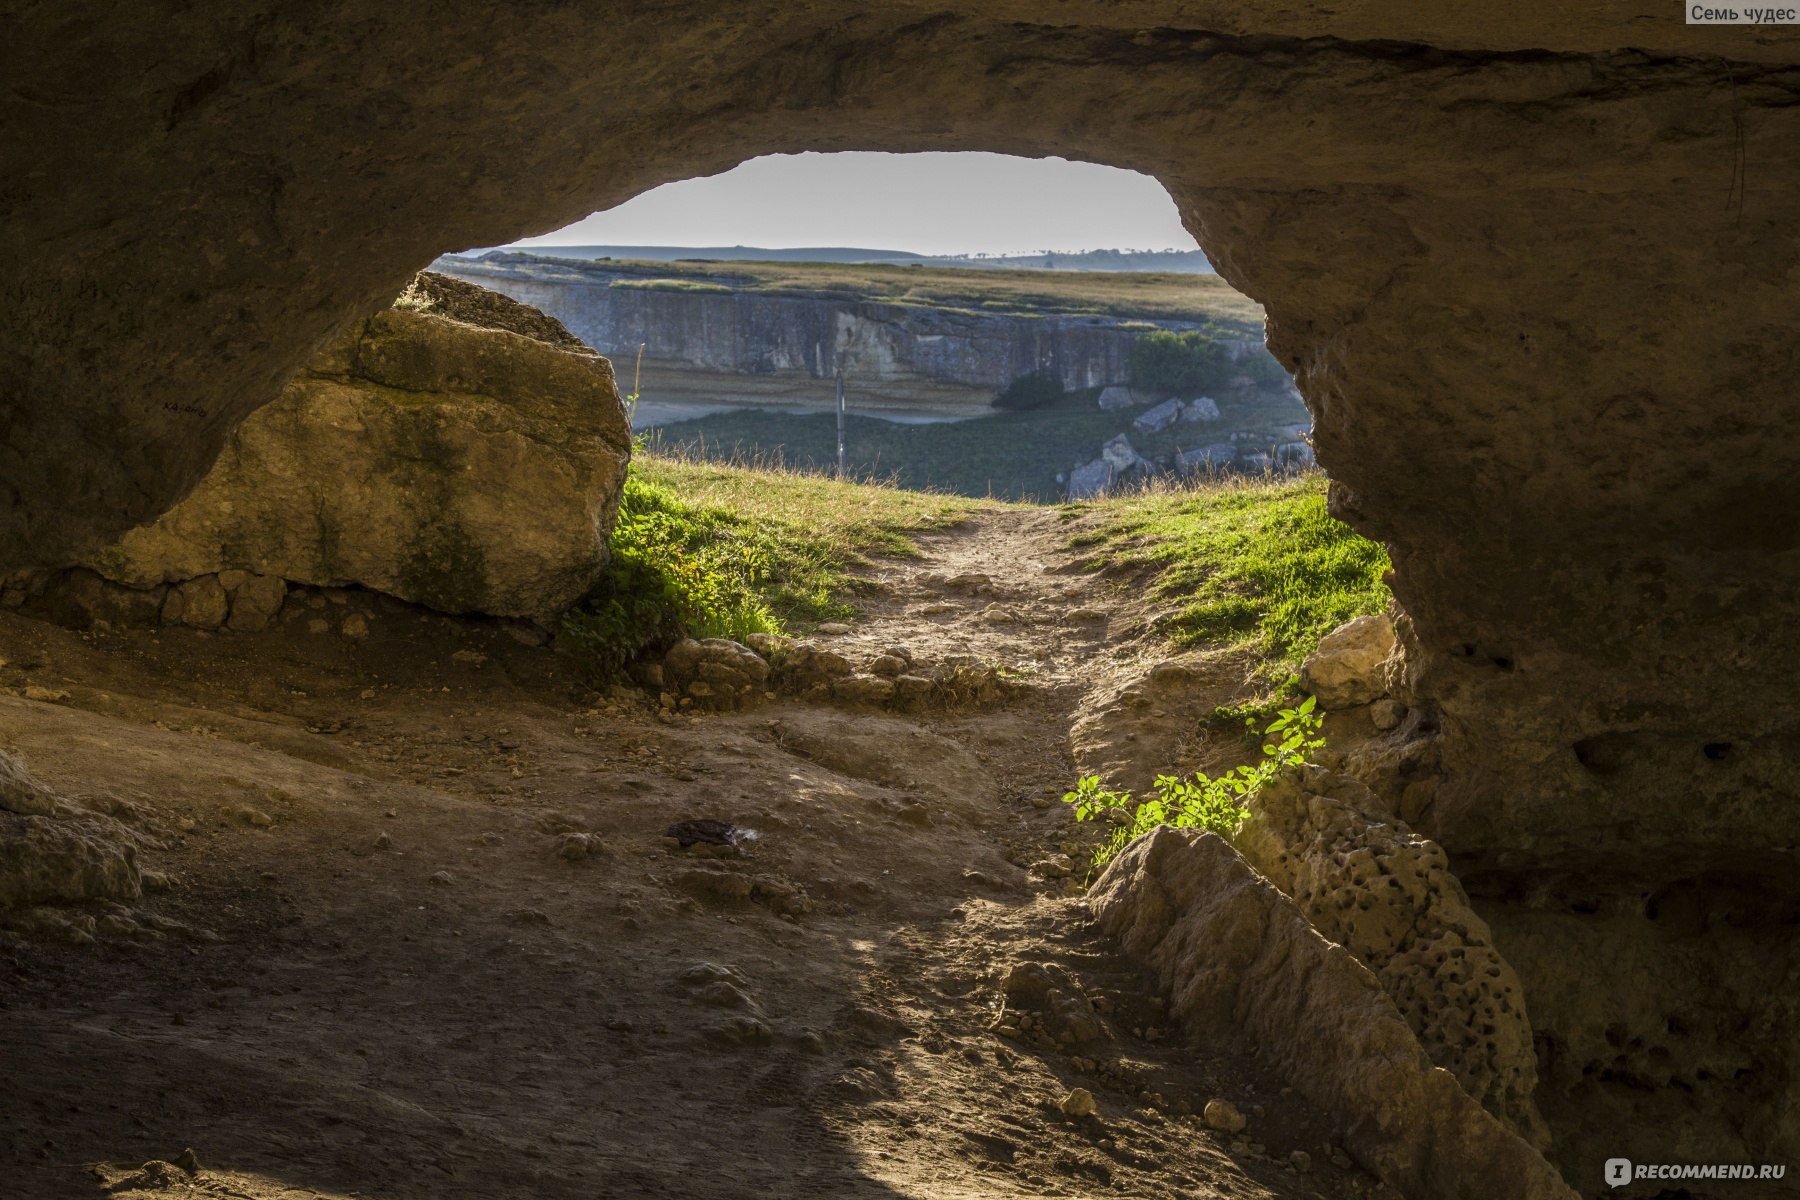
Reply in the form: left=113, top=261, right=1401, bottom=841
left=1068, top=474, right=1391, bottom=677
left=645, top=387, right=1310, bottom=503
left=475, top=253, right=1266, bottom=330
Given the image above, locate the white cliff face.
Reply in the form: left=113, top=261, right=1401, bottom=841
left=438, top=257, right=1221, bottom=412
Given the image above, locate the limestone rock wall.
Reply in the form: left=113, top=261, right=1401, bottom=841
left=1234, top=767, right=1548, bottom=1147
left=4, top=3, right=1800, bottom=1185
left=1089, top=827, right=1573, bottom=1200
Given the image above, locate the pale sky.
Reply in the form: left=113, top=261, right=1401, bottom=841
left=509, top=152, right=1199, bottom=258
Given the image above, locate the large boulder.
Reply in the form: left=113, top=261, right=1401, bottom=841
left=1299, top=614, right=1396, bottom=709
left=1100, top=433, right=1145, bottom=474
left=1095, top=386, right=1149, bottom=412
left=1132, top=397, right=1184, bottom=433
left=83, top=308, right=631, bottom=622
left=1089, top=827, right=1572, bottom=1200
left=1066, top=458, right=1113, bottom=499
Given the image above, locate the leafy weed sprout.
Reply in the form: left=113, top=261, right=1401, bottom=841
left=1064, top=695, right=1325, bottom=877
left=624, top=342, right=644, bottom=421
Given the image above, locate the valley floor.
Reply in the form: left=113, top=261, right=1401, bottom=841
left=0, top=507, right=1395, bottom=1200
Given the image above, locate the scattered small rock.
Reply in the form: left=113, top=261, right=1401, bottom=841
left=22, top=686, right=71, bottom=704
left=427, top=870, right=454, bottom=886
left=1289, top=1149, right=1312, bottom=1173
left=172, top=1148, right=201, bottom=1175
left=1203, top=1099, right=1247, bottom=1133
left=233, top=806, right=274, bottom=828
left=1060, top=1087, right=1099, bottom=1117
left=372, top=831, right=392, bottom=851
left=556, top=832, right=596, bottom=861
left=664, top=819, right=753, bottom=849
left=341, top=612, right=370, bottom=640
left=1369, top=697, right=1407, bottom=731
left=816, top=622, right=852, bottom=635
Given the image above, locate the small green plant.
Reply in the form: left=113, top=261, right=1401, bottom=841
left=1064, top=695, right=1325, bottom=875
left=624, top=342, right=645, bottom=421
left=393, top=276, right=435, bottom=313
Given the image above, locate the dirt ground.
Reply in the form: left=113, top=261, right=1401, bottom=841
left=0, top=507, right=1396, bottom=1200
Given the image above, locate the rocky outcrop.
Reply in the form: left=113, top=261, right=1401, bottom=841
left=0, top=750, right=140, bottom=914
left=75, top=308, right=630, bottom=623
left=4, top=4, right=1800, bottom=1186
left=1089, top=827, right=1572, bottom=1200
left=403, top=270, right=594, bottom=353
left=1234, top=766, right=1548, bottom=1147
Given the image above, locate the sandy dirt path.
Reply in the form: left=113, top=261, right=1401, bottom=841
left=0, top=507, right=1384, bottom=1200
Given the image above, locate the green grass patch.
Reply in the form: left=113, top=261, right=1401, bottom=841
left=562, top=452, right=981, bottom=679
left=1074, top=474, right=1390, bottom=675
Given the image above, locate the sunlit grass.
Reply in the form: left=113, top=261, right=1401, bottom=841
left=1069, top=472, right=1391, bottom=675
left=563, top=451, right=989, bottom=680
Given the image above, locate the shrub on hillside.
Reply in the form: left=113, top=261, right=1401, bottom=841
left=1129, top=330, right=1236, bottom=394
left=992, top=370, right=1066, bottom=411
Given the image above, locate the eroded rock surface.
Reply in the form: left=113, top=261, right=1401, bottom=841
left=1234, top=766, right=1548, bottom=1147
left=77, top=308, right=631, bottom=622
left=1089, top=826, right=1572, bottom=1200
left=0, top=749, right=140, bottom=914
left=1299, top=614, right=1395, bottom=711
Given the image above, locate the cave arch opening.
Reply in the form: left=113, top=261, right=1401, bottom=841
left=435, top=151, right=1312, bottom=504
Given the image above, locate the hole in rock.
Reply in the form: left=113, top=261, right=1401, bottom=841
left=446, top=151, right=1314, bottom=503
left=1572, top=733, right=1635, bottom=775
left=1702, top=741, right=1732, bottom=760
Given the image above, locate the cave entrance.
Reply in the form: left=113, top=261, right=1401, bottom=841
left=436, top=152, right=1310, bottom=503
